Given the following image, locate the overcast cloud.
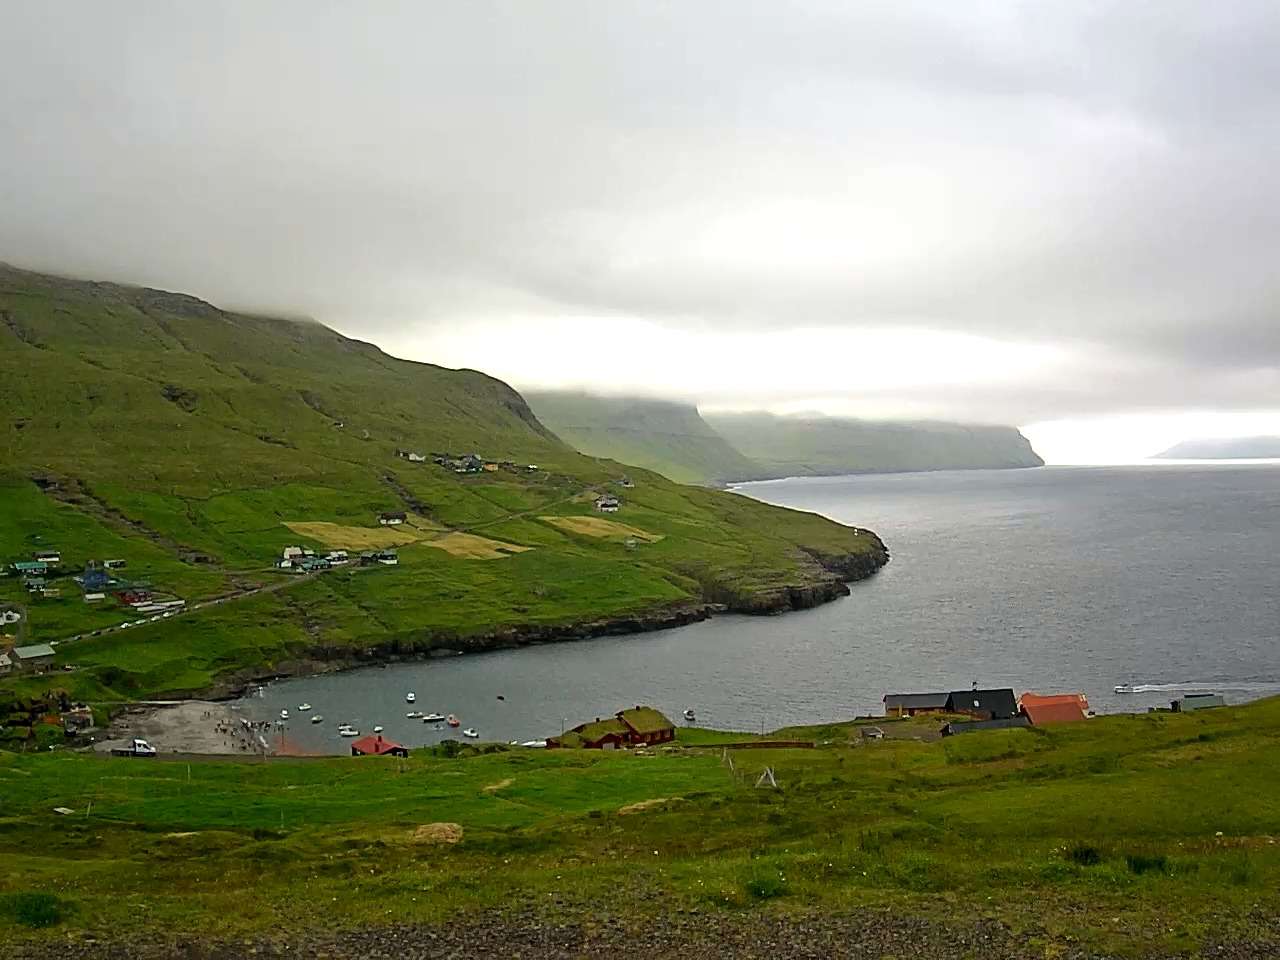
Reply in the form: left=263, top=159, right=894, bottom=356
left=2, top=1, right=1279, bottom=457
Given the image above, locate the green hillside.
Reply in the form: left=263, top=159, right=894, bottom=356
left=0, top=265, right=885, bottom=712
left=524, top=391, right=760, bottom=484
left=705, top=411, right=1044, bottom=478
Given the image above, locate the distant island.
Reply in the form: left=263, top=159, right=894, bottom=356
left=1156, top=436, right=1280, bottom=459
left=526, top=391, right=1043, bottom=485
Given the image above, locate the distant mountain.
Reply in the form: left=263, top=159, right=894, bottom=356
left=1156, top=437, right=1280, bottom=459
left=524, top=391, right=760, bottom=485
left=525, top=391, right=1043, bottom=484
left=703, top=411, right=1043, bottom=478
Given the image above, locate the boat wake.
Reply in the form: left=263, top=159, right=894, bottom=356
left=1114, top=680, right=1280, bottom=694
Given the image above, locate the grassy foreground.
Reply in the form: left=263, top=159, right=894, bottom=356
left=3, top=700, right=1280, bottom=954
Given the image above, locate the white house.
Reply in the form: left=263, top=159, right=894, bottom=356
left=378, top=512, right=407, bottom=526
left=595, top=495, right=620, bottom=513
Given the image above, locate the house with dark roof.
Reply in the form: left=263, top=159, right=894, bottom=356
left=548, top=705, right=675, bottom=749
left=945, top=688, right=1018, bottom=720
left=350, top=734, right=410, bottom=757
left=378, top=511, right=407, bottom=526
left=1019, top=692, right=1089, bottom=726
left=942, top=716, right=1031, bottom=736
left=883, top=692, right=950, bottom=717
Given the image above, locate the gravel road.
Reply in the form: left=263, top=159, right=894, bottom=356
left=7, top=909, right=1279, bottom=960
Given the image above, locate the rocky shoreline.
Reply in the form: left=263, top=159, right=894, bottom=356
left=193, top=542, right=890, bottom=702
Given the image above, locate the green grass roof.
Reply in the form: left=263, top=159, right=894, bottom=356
left=618, top=706, right=674, bottom=734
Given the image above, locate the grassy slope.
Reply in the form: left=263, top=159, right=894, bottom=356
left=0, top=265, right=884, bottom=707
left=3, top=699, right=1279, bottom=954
left=705, top=411, right=1045, bottom=476
left=525, top=390, right=761, bottom=485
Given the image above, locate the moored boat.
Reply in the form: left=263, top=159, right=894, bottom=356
left=298, top=703, right=312, bottom=712
left=406, top=711, right=423, bottom=719
left=423, top=712, right=446, bottom=723
left=406, top=692, right=416, bottom=703
left=310, top=715, right=323, bottom=723
left=462, top=728, right=479, bottom=739
left=446, top=714, right=460, bottom=727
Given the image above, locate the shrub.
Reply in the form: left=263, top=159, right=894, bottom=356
left=744, top=873, right=788, bottom=900
left=1, top=892, right=67, bottom=928
left=1126, top=854, right=1168, bottom=875
left=1068, top=844, right=1102, bottom=866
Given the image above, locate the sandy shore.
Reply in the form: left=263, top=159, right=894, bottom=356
left=93, top=700, right=276, bottom=756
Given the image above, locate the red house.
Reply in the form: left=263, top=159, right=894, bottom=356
left=350, top=734, right=409, bottom=757
left=547, top=706, right=676, bottom=749
left=1018, top=692, right=1089, bottom=726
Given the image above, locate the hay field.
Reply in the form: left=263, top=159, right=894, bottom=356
left=421, top=531, right=533, bottom=560
left=539, top=515, right=664, bottom=542
left=283, top=516, right=439, bottom=550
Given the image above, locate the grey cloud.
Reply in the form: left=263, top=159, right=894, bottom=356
left=2, top=0, right=1278, bottom=423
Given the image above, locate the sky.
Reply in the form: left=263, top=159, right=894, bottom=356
left=2, top=1, right=1279, bottom=463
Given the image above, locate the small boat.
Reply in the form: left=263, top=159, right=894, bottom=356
left=311, top=715, right=323, bottom=724
left=683, top=709, right=696, bottom=721
left=496, top=694, right=505, bottom=701
left=406, top=711, right=423, bottom=719
left=298, top=703, right=312, bottom=712
left=1114, top=684, right=1136, bottom=694
left=279, top=709, right=289, bottom=720
left=373, top=725, right=383, bottom=733
left=462, top=728, right=479, bottom=739
left=338, top=725, right=359, bottom=737
left=446, top=714, right=460, bottom=727
left=405, top=692, right=416, bottom=703
left=422, top=713, right=446, bottom=723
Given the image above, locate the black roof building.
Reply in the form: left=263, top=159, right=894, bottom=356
left=945, top=688, right=1018, bottom=720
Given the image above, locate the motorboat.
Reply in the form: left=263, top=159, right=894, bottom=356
left=519, top=740, right=548, bottom=748
left=422, top=713, right=446, bottom=723
left=298, top=703, right=312, bottom=712
left=462, top=728, right=479, bottom=739
left=405, top=692, right=416, bottom=703
left=683, top=709, right=696, bottom=721
left=279, top=709, right=289, bottom=720
left=406, top=711, right=423, bottom=719
left=1114, top=684, right=1136, bottom=694
left=338, top=725, right=359, bottom=737
left=373, top=725, right=383, bottom=733
left=446, top=714, right=460, bottom=727
left=310, top=715, right=323, bottom=724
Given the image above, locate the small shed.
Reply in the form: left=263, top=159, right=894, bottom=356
left=350, top=734, right=410, bottom=758
left=0, top=652, right=11, bottom=675
left=378, top=512, right=407, bottom=526
left=941, top=716, right=1031, bottom=737
left=12, top=643, right=56, bottom=670
left=861, top=725, right=886, bottom=740
left=883, top=692, right=949, bottom=717
left=1172, top=693, right=1225, bottom=712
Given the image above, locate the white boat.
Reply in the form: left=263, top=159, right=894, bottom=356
left=373, top=725, right=383, bottom=733
left=298, top=703, right=312, bottom=711
left=311, top=715, right=323, bottom=723
left=279, top=709, right=289, bottom=720
left=422, top=712, right=446, bottom=723
left=1114, top=684, right=1136, bottom=694
left=405, top=692, right=416, bottom=703
left=462, top=728, right=479, bottom=739
left=683, top=709, right=696, bottom=721
left=406, top=711, right=423, bottom=719
left=446, top=714, right=460, bottom=727
left=519, top=739, right=548, bottom=748
left=338, top=725, right=359, bottom=737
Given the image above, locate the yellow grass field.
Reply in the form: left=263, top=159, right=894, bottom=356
left=420, top=531, right=533, bottom=560
left=538, top=515, right=664, bottom=542
left=283, top=516, right=439, bottom=550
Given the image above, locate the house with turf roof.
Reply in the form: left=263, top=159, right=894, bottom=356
left=547, top=705, right=675, bottom=749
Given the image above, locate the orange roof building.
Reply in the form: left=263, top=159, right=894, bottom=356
left=1018, top=692, right=1089, bottom=725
